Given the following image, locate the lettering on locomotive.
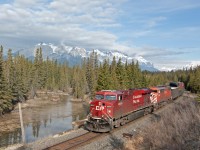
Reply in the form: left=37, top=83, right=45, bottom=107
left=96, top=105, right=104, bottom=110
left=133, top=95, right=142, bottom=99
left=133, top=99, right=140, bottom=103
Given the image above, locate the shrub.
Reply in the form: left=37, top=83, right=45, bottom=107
left=125, top=96, right=200, bottom=150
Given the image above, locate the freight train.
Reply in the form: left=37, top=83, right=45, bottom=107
left=84, top=82, right=185, bottom=132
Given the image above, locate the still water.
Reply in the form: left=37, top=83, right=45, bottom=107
left=0, top=95, right=88, bottom=147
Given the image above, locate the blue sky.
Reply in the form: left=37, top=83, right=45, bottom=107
left=0, top=0, right=200, bottom=70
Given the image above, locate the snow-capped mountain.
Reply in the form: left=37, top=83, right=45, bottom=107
left=15, top=43, right=159, bottom=71
left=185, top=61, right=200, bottom=69
left=159, top=67, right=177, bottom=72
left=157, top=61, right=200, bottom=72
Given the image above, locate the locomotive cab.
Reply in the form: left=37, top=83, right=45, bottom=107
left=85, top=90, right=122, bottom=132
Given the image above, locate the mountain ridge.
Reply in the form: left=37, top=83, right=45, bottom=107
left=14, top=43, right=159, bottom=72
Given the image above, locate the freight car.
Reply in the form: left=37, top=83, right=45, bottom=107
left=85, top=82, right=184, bottom=132
left=169, top=82, right=185, bottom=99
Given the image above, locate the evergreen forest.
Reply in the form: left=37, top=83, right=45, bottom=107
left=0, top=45, right=200, bottom=115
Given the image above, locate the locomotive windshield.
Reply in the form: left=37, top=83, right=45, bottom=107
left=105, top=95, right=116, bottom=100
left=95, top=94, right=116, bottom=100
left=95, top=94, right=104, bottom=100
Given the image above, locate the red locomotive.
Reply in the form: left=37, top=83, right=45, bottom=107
left=85, top=82, right=184, bottom=132
left=150, top=86, right=172, bottom=109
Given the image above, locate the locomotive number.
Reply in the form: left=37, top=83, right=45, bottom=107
left=133, top=100, right=140, bottom=103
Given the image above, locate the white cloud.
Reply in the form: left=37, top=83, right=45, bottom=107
left=128, top=0, right=200, bottom=14
left=0, top=0, right=126, bottom=51
left=0, top=0, right=200, bottom=71
left=14, top=0, right=45, bottom=7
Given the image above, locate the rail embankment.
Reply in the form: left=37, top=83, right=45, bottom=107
left=125, top=93, right=200, bottom=150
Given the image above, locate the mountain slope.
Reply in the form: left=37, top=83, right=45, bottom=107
left=15, top=43, right=159, bottom=71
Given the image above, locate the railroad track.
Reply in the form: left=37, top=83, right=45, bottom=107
left=45, top=96, right=187, bottom=150
left=45, top=131, right=100, bottom=150
left=44, top=114, right=150, bottom=150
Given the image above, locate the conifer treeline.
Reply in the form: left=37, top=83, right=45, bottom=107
left=72, top=52, right=148, bottom=99
left=0, top=46, right=70, bottom=114
left=144, top=66, right=200, bottom=95
left=1, top=46, right=200, bottom=114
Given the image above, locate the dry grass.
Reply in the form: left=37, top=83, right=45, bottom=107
left=124, top=135, right=144, bottom=150
left=125, top=96, right=200, bottom=150
left=110, top=134, right=124, bottom=150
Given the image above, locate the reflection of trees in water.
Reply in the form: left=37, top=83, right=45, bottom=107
left=30, top=110, right=54, bottom=137
left=71, top=102, right=88, bottom=121
left=38, top=92, right=67, bottom=102
left=82, top=102, right=90, bottom=114
left=29, top=96, right=68, bottom=138
left=43, top=117, right=48, bottom=128
left=32, top=121, right=41, bottom=138
left=1, top=95, right=87, bottom=146
left=0, top=128, right=21, bottom=147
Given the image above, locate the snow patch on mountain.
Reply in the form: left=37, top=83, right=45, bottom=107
left=159, top=67, right=177, bottom=72
left=157, top=61, right=200, bottom=72
left=69, top=47, right=87, bottom=57
left=134, top=55, right=149, bottom=64
left=15, top=43, right=159, bottom=71
left=185, top=61, right=200, bottom=69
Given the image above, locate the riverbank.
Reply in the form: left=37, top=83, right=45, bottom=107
left=0, top=91, right=68, bottom=134
left=0, top=90, right=89, bottom=148
left=0, top=128, right=88, bottom=150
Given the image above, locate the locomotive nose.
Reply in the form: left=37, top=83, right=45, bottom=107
left=90, top=101, right=113, bottom=119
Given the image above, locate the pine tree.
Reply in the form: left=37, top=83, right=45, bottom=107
left=71, top=66, right=86, bottom=99
left=58, top=63, right=69, bottom=91
left=4, top=49, right=15, bottom=96
left=110, top=56, right=119, bottom=90
left=127, top=60, right=136, bottom=88
left=81, top=59, right=88, bottom=95
left=12, top=55, right=27, bottom=101
left=86, top=51, right=98, bottom=98
left=97, top=59, right=111, bottom=90
left=0, top=46, right=13, bottom=115
left=123, top=60, right=129, bottom=89
left=37, top=48, right=46, bottom=89
left=45, top=57, right=53, bottom=90
left=5, top=49, right=20, bottom=101
left=116, top=58, right=127, bottom=89
left=134, top=61, right=142, bottom=88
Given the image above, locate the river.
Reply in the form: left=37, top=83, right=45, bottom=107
left=0, top=95, right=88, bottom=147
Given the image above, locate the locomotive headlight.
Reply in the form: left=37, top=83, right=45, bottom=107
left=108, top=110, right=111, bottom=113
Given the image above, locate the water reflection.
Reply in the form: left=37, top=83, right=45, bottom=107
left=71, top=102, right=88, bottom=121
left=0, top=129, right=21, bottom=147
left=0, top=95, right=87, bottom=147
